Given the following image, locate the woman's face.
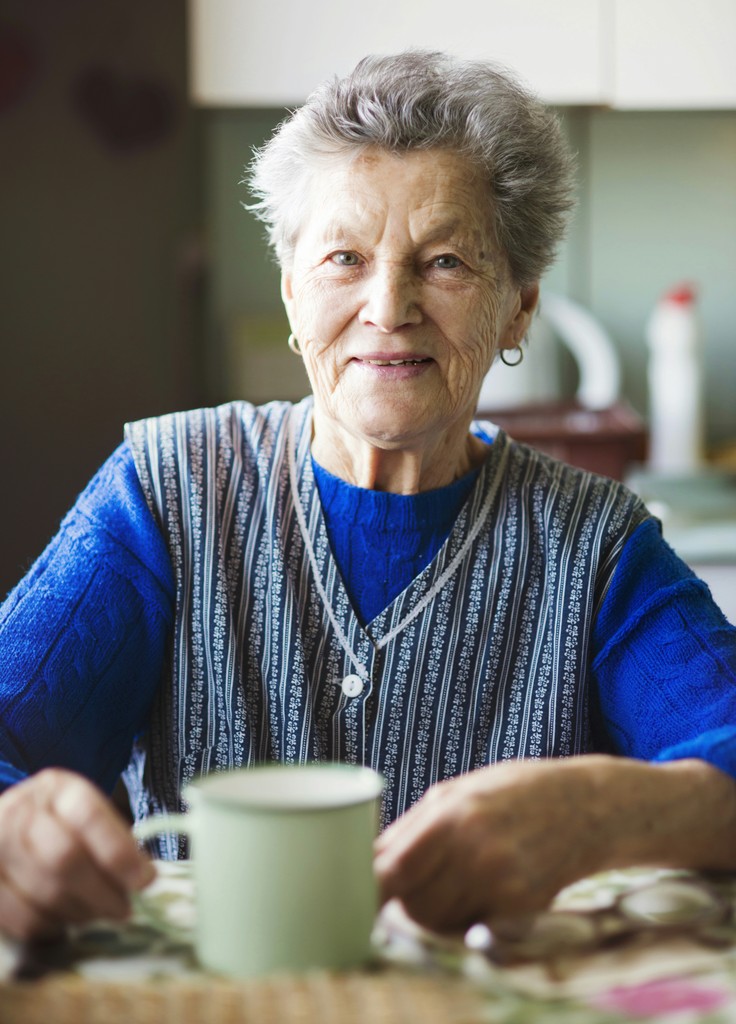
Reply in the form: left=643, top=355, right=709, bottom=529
left=282, top=148, right=538, bottom=453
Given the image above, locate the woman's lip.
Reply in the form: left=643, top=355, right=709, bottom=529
left=351, top=354, right=433, bottom=365
left=350, top=356, right=434, bottom=379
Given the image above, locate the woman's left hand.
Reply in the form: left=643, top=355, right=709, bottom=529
left=373, top=754, right=736, bottom=934
left=373, top=758, right=601, bottom=933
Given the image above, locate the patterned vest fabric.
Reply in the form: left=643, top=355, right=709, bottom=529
left=124, top=399, right=649, bottom=856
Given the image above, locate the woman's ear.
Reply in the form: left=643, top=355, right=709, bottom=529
left=499, top=282, right=540, bottom=350
left=281, top=272, right=296, bottom=331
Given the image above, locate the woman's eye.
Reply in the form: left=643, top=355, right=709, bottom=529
left=330, top=251, right=361, bottom=266
left=432, top=254, right=462, bottom=270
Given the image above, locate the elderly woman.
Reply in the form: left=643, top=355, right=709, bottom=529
left=1, top=51, right=735, bottom=941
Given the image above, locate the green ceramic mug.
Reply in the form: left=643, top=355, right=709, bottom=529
left=134, top=763, right=385, bottom=978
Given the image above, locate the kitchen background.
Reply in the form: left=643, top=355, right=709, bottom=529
left=1, top=0, right=735, bottom=612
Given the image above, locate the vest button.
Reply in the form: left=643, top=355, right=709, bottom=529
left=341, top=674, right=364, bottom=698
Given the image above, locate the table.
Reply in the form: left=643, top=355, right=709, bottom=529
left=2, top=863, right=736, bottom=1023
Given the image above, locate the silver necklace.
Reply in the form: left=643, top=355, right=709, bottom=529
left=287, top=406, right=509, bottom=680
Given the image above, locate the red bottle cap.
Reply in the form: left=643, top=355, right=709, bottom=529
left=665, top=284, right=696, bottom=305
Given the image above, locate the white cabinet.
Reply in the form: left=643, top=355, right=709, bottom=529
left=188, top=0, right=736, bottom=109
left=612, top=0, right=736, bottom=109
left=187, top=0, right=606, bottom=107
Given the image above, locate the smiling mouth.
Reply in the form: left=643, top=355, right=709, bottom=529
left=359, top=358, right=431, bottom=366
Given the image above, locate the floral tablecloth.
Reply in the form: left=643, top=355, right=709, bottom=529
left=382, top=866, right=736, bottom=1023
left=3, top=863, right=736, bottom=1023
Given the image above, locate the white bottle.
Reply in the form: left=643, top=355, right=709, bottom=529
left=646, top=284, right=704, bottom=474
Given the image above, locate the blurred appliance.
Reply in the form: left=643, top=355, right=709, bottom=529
left=477, top=292, right=647, bottom=481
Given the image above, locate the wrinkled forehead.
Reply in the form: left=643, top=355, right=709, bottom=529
left=291, top=146, right=498, bottom=253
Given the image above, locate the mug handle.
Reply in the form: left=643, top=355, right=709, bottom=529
left=130, top=814, right=194, bottom=942
left=133, top=813, right=190, bottom=842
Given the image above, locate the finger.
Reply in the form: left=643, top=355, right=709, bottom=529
left=0, top=873, right=66, bottom=942
left=375, top=828, right=446, bottom=905
left=374, top=794, right=434, bottom=853
left=51, top=777, right=154, bottom=891
left=18, top=807, right=131, bottom=923
left=395, top=856, right=487, bottom=934
left=374, top=794, right=455, bottom=901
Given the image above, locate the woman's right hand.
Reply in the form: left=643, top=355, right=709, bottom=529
left=0, top=768, right=155, bottom=940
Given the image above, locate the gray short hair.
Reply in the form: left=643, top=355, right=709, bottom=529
left=247, top=50, right=576, bottom=285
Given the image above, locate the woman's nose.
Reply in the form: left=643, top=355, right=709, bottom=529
left=359, top=265, right=422, bottom=332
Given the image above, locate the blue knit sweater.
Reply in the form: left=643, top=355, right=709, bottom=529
left=1, top=441, right=735, bottom=792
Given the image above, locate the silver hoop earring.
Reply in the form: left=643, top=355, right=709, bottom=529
left=500, top=345, right=524, bottom=367
left=288, top=333, right=302, bottom=356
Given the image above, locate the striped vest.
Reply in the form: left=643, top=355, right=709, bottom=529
left=124, top=399, right=649, bottom=855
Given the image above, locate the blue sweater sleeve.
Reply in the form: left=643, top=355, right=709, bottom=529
left=591, top=518, right=736, bottom=777
left=0, top=442, right=175, bottom=794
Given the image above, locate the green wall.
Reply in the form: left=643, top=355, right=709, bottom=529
left=585, top=110, right=736, bottom=447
